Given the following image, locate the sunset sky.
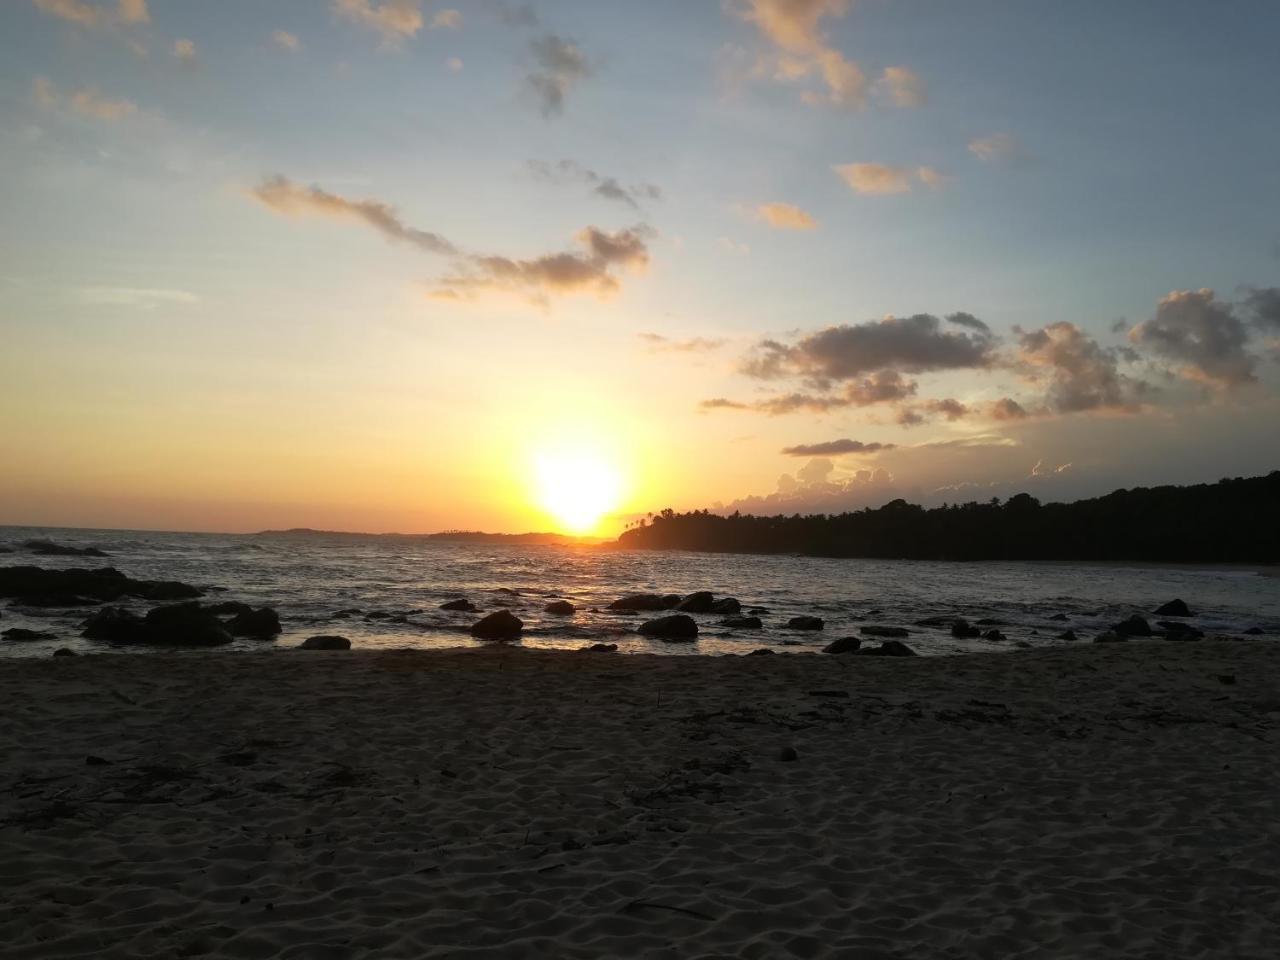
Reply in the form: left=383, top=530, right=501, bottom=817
left=2, top=0, right=1278, bottom=535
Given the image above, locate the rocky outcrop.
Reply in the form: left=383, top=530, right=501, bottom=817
left=822, top=636, right=862, bottom=655
left=1153, top=599, right=1193, bottom=617
left=1113, top=615, right=1152, bottom=637
left=637, top=614, right=698, bottom=641
left=301, top=635, right=351, bottom=650
left=545, top=600, right=576, bottom=615
left=861, top=625, right=909, bottom=638
left=2, top=628, right=57, bottom=642
left=82, top=602, right=232, bottom=646
left=710, top=597, right=742, bottom=615
left=0, top=566, right=202, bottom=604
left=583, top=642, right=617, bottom=652
left=721, top=616, right=762, bottom=630
left=439, top=599, right=477, bottom=612
left=225, top=607, right=282, bottom=638
left=608, top=594, right=673, bottom=612
left=674, top=592, right=715, bottom=613
left=787, top=616, right=824, bottom=631
left=21, top=539, right=110, bottom=558
left=470, top=610, right=523, bottom=640
left=950, top=619, right=981, bottom=638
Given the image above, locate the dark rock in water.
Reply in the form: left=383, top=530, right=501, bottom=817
left=951, top=619, right=981, bottom=638
left=0, top=546, right=12, bottom=553
left=608, top=594, right=671, bottom=612
left=1093, top=631, right=1126, bottom=643
left=855, top=640, right=917, bottom=658
left=747, top=607, right=770, bottom=615
left=52, top=648, right=77, bottom=657
left=545, top=600, right=576, bottom=615
left=226, top=607, right=281, bottom=638
left=365, top=611, right=392, bottom=620
left=15, top=594, right=104, bottom=608
left=823, top=636, right=862, bottom=655
left=866, top=609, right=882, bottom=618
left=470, top=610, right=523, bottom=640
left=915, top=616, right=955, bottom=627
left=861, top=625, right=909, bottom=638
left=22, top=538, right=110, bottom=558
left=674, top=591, right=715, bottom=613
left=777, top=746, right=798, bottom=762
left=1058, top=629, right=1079, bottom=642
left=787, top=616, right=824, bottom=631
left=206, top=601, right=254, bottom=617
left=721, top=616, right=762, bottom=630
left=1049, top=613, right=1070, bottom=622
left=3, top=628, right=57, bottom=642
left=0, top=566, right=202, bottom=603
left=662, top=594, right=682, bottom=608
left=1154, top=599, right=1193, bottom=618
left=983, top=629, right=1007, bottom=642
left=301, top=635, right=350, bottom=650
left=1015, top=641, right=1032, bottom=649
left=1113, top=615, right=1152, bottom=637
left=975, top=618, right=1007, bottom=626
left=495, top=588, right=519, bottom=596
left=745, top=648, right=775, bottom=656
left=583, top=642, right=617, bottom=652
left=1157, top=621, right=1204, bottom=641
left=82, top=607, right=147, bottom=644
left=144, top=602, right=233, bottom=647
left=439, top=598, right=477, bottom=612
left=637, top=614, right=698, bottom=641
left=710, top=597, right=741, bottom=615
left=1244, top=626, right=1265, bottom=636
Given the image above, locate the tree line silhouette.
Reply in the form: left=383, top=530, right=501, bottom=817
left=616, top=472, right=1280, bottom=563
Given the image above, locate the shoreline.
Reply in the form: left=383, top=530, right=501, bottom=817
left=3, top=644, right=1278, bottom=957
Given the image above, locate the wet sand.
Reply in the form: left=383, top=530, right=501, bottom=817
left=2, top=643, right=1278, bottom=958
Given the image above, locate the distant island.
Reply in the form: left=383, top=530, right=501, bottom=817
left=255, top=528, right=605, bottom=546
left=617, top=472, right=1280, bottom=564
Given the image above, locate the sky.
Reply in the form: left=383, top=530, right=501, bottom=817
left=1, top=0, right=1278, bottom=536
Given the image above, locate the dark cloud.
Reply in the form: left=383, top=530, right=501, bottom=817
left=1015, top=321, right=1145, bottom=412
left=529, top=160, right=661, bottom=210
left=527, top=35, right=591, bottom=116
left=988, top=397, right=1030, bottom=420
left=707, top=370, right=917, bottom=416
left=700, top=398, right=750, bottom=411
left=945, top=312, right=990, bottom=333
left=1129, top=289, right=1256, bottom=388
left=781, top=439, right=896, bottom=457
left=1243, top=286, right=1280, bottom=331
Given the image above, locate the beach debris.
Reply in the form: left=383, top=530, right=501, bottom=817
left=1113, top=615, right=1153, bottom=637
left=674, top=591, right=715, bottom=612
left=583, top=642, right=617, bottom=652
left=2, top=628, right=56, bottom=642
left=545, top=600, right=576, bottom=615
left=951, top=619, right=981, bottom=638
left=776, top=746, right=798, bottom=762
left=861, top=625, right=909, bottom=638
left=822, top=637, right=862, bottom=655
left=710, top=597, right=742, bottom=614
left=608, top=594, right=673, bottom=611
left=439, top=598, right=476, bottom=612
left=301, top=635, right=351, bottom=650
left=470, top=609, right=523, bottom=640
left=1154, top=598, right=1194, bottom=617
left=52, top=648, right=77, bottom=657
left=721, top=616, right=762, bottom=630
left=787, top=616, right=824, bottom=631
left=225, top=607, right=282, bottom=638
left=21, top=538, right=110, bottom=558
left=638, top=614, right=698, bottom=641
left=855, top=640, right=918, bottom=657
left=0, top=565, right=202, bottom=604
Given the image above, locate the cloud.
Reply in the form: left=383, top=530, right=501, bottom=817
left=249, top=175, right=457, bottom=255
left=874, top=66, right=926, bottom=107
left=173, top=38, right=197, bottom=65
left=969, top=133, right=1022, bottom=164
left=1242, top=286, right=1280, bottom=331
left=446, top=56, right=463, bottom=71
left=526, top=35, right=591, bottom=116
left=37, top=78, right=139, bottom=121
left=496, top=2, right=538, bottom=27
left=988, top=397, right=1030, bottom=420
left=640, top=334, right=726, bottom=353
left=781, top=438, right=895, bottom=457
left=1015, top=321, right=1144, bottom=412
left=431, top=8, right=461, bottom=29
left=743, top=313, right=997, bottom=383
left=433, top=226, right=652, bottom=305
left=752, top=202, right=817, bottom=230
left=1129, top=288, right=1256, bottom=388
left=834, top=163, right=939, bottom=195
left=272, top=30, right=301, bottom=52
left=32, top=76, right=58, bottom=109
left=528, top=160, right=661, bottom=210
left=333, top=0, right=423, bottom=44
left=705, top=370, right=917, bottom=416
left=34, top=0, right=147, bottom=27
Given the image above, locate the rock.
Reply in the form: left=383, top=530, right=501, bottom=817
left=470, top=610, right=523, bottom=640
left=745, top=648, right=775, bottom=656
left=855, top=640, right=917, bottom=657
left=950, top=619, right=981, bottom=638
left=915, top=616, right=955, bottom=627
left=777, top=746, right=798, bottom=762
left=674, top=591, right=715, bottom=613
left=860, top=625, right=909, bottom=638
left=607, top=594, right=671, bottom=611
left=1093, top=631, right=1126, bottom=643
left=1158, top=621, right=1204, bottom=641
left=1015, top=641, right=1032, bottom=649
left=82, top=607, right=147, bottom=643
left=822, top=636, right=862, bottom=655
left=983, top=629, right=1007, bottom=642
left=661, top=595, right=682, bottom=608
left=21, top=539, right=110, bottom=558
left=1113, top=615, right=1152, bottom=637
left=1153, top=599, right=1193, bottom=618
left=301, top=635, right=350, bottom=650
left=143, top=602, right=233, bottom=646
left=1058, top=629, right=1079, bottom=642
left=975, top=618, right=1007, bottom=626
left=866, top=609, right=882, bottom=618
left=206, top=601, right=254, bottom=617
left=583, top=642, right=617, bottom=652
left=1049, top=613, right=1070, bottom=621
left=1244, top=626, right=1265, bottom=636
left=439, top=598, right=476, bottom=612
left=637, top=614, right=698, bottom=641
left=365, top=611, right=391, bottom=620
left=787, top=616, right=824, bottom=631
left=721, top=616, right=762, bottom=629
left=52, top=648, right=77, bottom=657
left=333, top=608, right=362, bottom=618
left=0, top=566, right=202, bottom=603
left=16, top=595, right=104, bottom=608
left=747, top=607, right=770, bottom=615
left=545, top=600, right=576, bottom=615
left=225, top=607, right=281, bottom=638
left=709, top=597, right=742, bottom=615
left=2, top=628, right=57, bottom=642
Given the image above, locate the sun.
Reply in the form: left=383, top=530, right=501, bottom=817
left=533, top=449, right=623, bottom=535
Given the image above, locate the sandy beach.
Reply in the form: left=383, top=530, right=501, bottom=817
left=2, top=643, right=1278, bottom=959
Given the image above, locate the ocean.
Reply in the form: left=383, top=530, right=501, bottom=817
left=1, top=525, right=1276, bottom=658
